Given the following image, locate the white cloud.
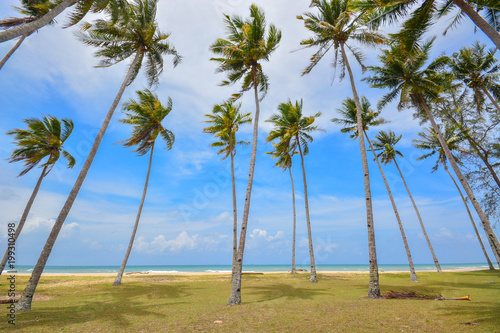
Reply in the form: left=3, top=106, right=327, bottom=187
left=134, top=231, right=227, bottom=253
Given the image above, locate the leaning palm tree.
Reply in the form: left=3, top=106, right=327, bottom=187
left=364, top=36, right=500, bottom=266
left=266, top=99, right=322, bottom=283
left=298, top=0, right=385, bottom=297
left=0, top=115, right=75, bottom=275
left=113, top=89, right=175, bottom=286
left=0, top=0, right=128, bottom=43
left=373, top=130, right=442, bottom=273
left=16, top=0, right=181, bottom=311
left=413, top=124, right=497, bottom=269
left=267, top=143, right=298, bottom=274
left=202, top=101, right=251, bottom=283
left=0, top=0, right=56, bottom=70
left=448, top=41, right=500, bottom=113
left=210, top=4, right=281, bottom=305
left=332, top=97, right=418, bottom=282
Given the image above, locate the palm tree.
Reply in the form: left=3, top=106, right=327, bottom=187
left=267, top=143, right=298, bottom=274
left=202, top=101, right=251, bottom=283
left=210, top=4, right=281, bottom=305
left=373, top=130, right=442, bottom=273
left=355, top=0, right=500, bottom=50
left=266, top=99, right=322, bottom=283
left=0, top=115, right=75, bottom=275
left=332, top=97, right=418, bottom=282
left=113, top=89, right=175, bottom=286
left=298, top=0, right=385, bottom=297
left=0, top=0, right=128, bottom=43
left=449, top=41, right=500, bottom=113
left=364, top=36, right=500, bottom=266
left=413, top=124, right=497, bottom=269
left=0, top=0, right=56, bottom=70
left=16, top=0, right=181, bottom=311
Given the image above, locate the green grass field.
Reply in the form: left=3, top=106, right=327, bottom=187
left=1, top=270, right=499, bottom=332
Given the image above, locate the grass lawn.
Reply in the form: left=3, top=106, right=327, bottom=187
left=0, top=270, right=499, bottom=332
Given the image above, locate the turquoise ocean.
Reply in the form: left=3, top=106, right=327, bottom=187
left=6, top=263, right=491, bottom=274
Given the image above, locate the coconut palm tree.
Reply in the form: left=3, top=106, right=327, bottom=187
left=202, top=101, right=251, bottom=283
left=0, top=115, right=75, bottom=275
left=355, top=0, right=500, bottom=50
left=332, top=97, right=419, bottom=282
left=210, top=4, right=281, bottom=305
left=364, top=36, right=500, bottom=265
left=267, top=145, right=298, bottom=274
left=448, top=41, right=500, bottom=113
left=0, top=0, right=56, bottom=70
left=298, top=0, right=385, bottom=297
left=0, top=0, right=128, bottom=43
left=413, top=124, right=497, bottom=269
left=16, top=0, right=181, bottom=311
left=373, top=130, right=443, bottom=273
left=266, top=99, right=322, bottom=283
left=113, top=89, right=175, bottom=286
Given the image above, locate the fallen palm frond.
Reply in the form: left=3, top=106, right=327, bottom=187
left=384, top=289, right=442, bottom=300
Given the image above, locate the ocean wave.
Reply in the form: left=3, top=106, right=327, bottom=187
left=205, top=270, right=232, bottom=273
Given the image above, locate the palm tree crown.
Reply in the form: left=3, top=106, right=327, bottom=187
left=297, top=0, right=385, bottom=77
left=203, top=102, right=252, bottom=159
left=120, top=89, right=175, bottom=155
left=413, top=123, right=465, bottom=171
left=332, top=96, right=387, bottom=139
left=209, top=4, right=281, bottom=99
left=448, top=41, right=500, bottom=109
left=0, top=0, right=56, bottom=29
left=7, top=115, right=75, bottom=176
left=266, top=99, right=322, bottom=155
left=77, top=0, right=181, bottom=87
left=372, top=130, right=403, bottom=165
left=364, top=37, right=448, bottom=111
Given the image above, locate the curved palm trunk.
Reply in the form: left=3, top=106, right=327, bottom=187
left=442, top=162, right=496, bottom=270
left=0, top=34, right=27, bottom=71
left=0, top=165, right=48, bottom=275
left=16, top=51, right=142, bottom=312
left=114, top=141, right=155, bottom=286
left=289, top=167, right=297, bottom=275
left=227, top=67, right=260, bottom=305
left=452, top=0, right=500, bottom=49
left=393, top=158, right=442, bottom=273
left=417, top=94, right=500, bottom=266
left=481, top=87, right=500, bottom=114
left=0, top=0, right=76, bottom=43
left=230, top=142, right=238, bottom=283
left=365, top=131, right=418, bottom=282
left=297, top=134, right=317, bottom=282
left=340, top=43, right=380, bottom=298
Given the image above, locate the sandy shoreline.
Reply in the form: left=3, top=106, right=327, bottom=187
left=10, top=268, right=486, bottom=277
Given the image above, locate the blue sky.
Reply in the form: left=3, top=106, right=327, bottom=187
left=0, top=0, right=497, bottom=268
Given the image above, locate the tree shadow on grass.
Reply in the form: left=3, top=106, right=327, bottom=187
left=245, top=283, right=329, bottom=303
left=2, top=283, right=194, bottom=331
left=438, top=302, right=500, bottom=329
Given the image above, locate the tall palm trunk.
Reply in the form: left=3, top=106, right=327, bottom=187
left=442, top=162, right=496, bottom=269
left=16, top=51, right=142, bottom=312
left=0, top=34, right=27, bottom=71
left=114, top=141, right=155, bottom=286
left=289, top=167, right=297, bottom=275
left=297, top=134, right=317, bottom=282
left=340, top=43, right=380, bottom=298
left=0, top=165, right=48, bottom=275
left=451, top=0, right=500, bottom=49
left=416, top=93, right=500, bottom=265
left=0, top=0, right=76, bottom=43
left=481, top=87, right=500, bottom=113
left=230, top=137, right=238, bottom=283
left=227, top=67, right=260, bottom=305
left=393, top=157, right=442, bottom=273
left=365, top=131, right=418, bottom=282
